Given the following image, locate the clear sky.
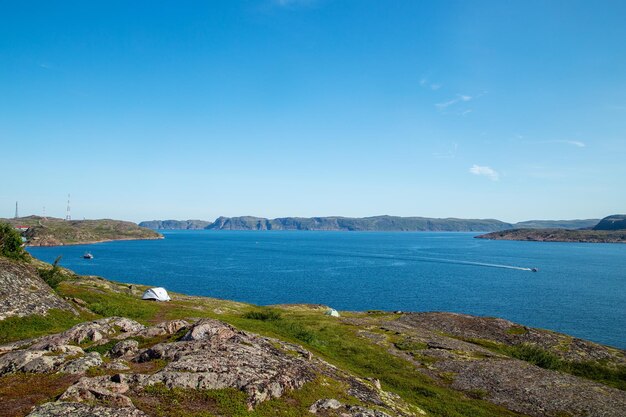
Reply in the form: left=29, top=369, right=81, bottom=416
left=1, top=0, right=625, bottom=223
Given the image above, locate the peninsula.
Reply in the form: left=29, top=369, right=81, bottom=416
left=476, top=215, right=626, bottom=244
left=2, top=216, right=162, bottom=246
left=139, top=216, right=599, bottom=232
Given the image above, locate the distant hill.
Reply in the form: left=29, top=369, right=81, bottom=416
left=138, top=219, right=212, bottom=230
left=205, top=215, right=514, bottom=231
left=513, top=219, right=599, bottom=229
left=140, top=215, right=603, bottom=232
left=2, top=216, right=162, bottom=246
left=593, top=215, right=626, bottom=231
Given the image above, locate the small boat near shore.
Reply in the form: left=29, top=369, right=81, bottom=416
left=83, top=252, right=94, bottom=259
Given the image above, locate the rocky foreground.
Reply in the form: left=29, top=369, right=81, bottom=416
left=1, top=255, right=625, bottom=417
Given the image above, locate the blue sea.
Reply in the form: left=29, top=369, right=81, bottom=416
left=27, top=231, right=626, bottom=349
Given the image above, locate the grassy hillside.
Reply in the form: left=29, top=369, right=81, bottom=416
left=2, top=216, right=162, bottom=246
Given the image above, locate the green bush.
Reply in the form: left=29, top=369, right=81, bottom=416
left=0, top=222, right=27, bottom=260
left=38, top=256, right=65, bottom=289
left=509, top=343, right=562, bottom=370
left=242, top=309, right=282, bottom=321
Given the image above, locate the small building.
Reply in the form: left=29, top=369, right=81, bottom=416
left=14, top=225, right=29, bottom=232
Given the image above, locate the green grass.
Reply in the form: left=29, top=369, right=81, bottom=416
left=394, top=338, right=428, bottom=352
left=467, top=339, right=626, bottom=390
left=0, top=309, right=89, bottom=344
left=506, top=326, right=528, bottom=335
left=242, top=309, right=282, bottom=321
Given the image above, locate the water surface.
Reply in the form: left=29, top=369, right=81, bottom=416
left=28, top=231, right=626, bottom=349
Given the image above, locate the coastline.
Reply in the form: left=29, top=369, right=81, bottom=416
left=25, top=235, right=165, bottom=247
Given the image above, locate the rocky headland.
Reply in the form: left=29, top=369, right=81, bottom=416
left=476, top=215, right=626, bottom=244
left=0, top=250, right=624, bottom=417
left=1, top=216, right=163, bottom=246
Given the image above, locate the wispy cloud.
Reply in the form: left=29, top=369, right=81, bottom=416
left=436, top=94, right=472, bottom=109
left=469, top=164, right=499, bottom=181
left=420, top=77, right=442, bottom=91
left=557, top=140, right=586, bottom=148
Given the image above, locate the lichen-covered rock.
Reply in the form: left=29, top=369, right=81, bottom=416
left=137, top=319, right=189, bottom=338
left=308, top=399, right=393, bottom=417
left=136, top=319, right=315, bottom=407
left=309, top=398, right=343, bottom=413
left=27, top=402, right=148, bottom=417
left=435, top=358, right=626, bottom=417
left=0, top=257, right=75, bottom=321
left=60, top=352, right=103, bottom=374
left=110, top=340, right=139, bottom=358
left=26, top=317, right=144, bottom=351
left=60, top=375, right=134, bottom=408
left=179, top=318, right=235, bottom=341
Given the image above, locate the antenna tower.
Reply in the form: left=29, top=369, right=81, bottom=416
left=15, top=201, right=18, bottom=219
left=65, top=194, right=71, bottom=221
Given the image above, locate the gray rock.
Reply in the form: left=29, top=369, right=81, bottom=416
left=26, top=317, right=144, bottom=351
left=27, top=402, right=148, bottom=417
left=60, top=352, right=103, bottom=374
left=136, top=319, right=315, bottom=407
left=60, top=375, right=133, bottom=408
left=0, top=258, right=75, bottom=321
left=110, top=340, right=139, bottom=358
left=137, top=319, right=189, bottom=338
left=180, top=318, right=236, bottom=341
left=103, top=359, right=131, bottom=371
left=309, top=398, right=343, bottom=413
left=0, top=350, right=48, bottom=374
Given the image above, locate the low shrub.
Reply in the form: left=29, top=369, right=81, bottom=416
left=0, top=222, right=27, bottom=260
left=38, top=256, right=65, bottom=289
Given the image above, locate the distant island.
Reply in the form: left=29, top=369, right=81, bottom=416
left=2, top=216, right=162, bottom=246
left=476, top=215, right=626, bottom=243
left=139, top=215, right=599, bottom=232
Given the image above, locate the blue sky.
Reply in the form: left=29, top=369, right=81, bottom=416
left=1, top=0, right=625, bottom=223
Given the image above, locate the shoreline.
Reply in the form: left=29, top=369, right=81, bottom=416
left=26, top=235, right=165, bottom=247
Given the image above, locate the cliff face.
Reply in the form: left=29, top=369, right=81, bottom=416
left=593, top=215, right=626, bottom=231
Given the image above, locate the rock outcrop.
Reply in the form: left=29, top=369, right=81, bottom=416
left=0, top=257, right=74, bottom=320
left=1, top=317, right=411, bottom=417
left=376, top=312, right=626, bottom=417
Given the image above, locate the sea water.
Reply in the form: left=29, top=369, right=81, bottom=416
left=28, top=231, right=626, bottom=349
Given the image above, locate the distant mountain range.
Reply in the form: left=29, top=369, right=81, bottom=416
left=138, top=216, right=600, bottom=232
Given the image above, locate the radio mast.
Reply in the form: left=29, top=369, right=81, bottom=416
left=65, top=194, right=71, bottom=221
left=14, top=201, right=18, bottom=219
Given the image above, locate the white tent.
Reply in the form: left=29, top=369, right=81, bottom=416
left=324, top=308, right=340, bottom=317
left=142, top=287, right=171, bottom=302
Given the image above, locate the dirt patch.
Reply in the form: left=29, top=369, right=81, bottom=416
left=0, top=373, right=80, bottom=417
